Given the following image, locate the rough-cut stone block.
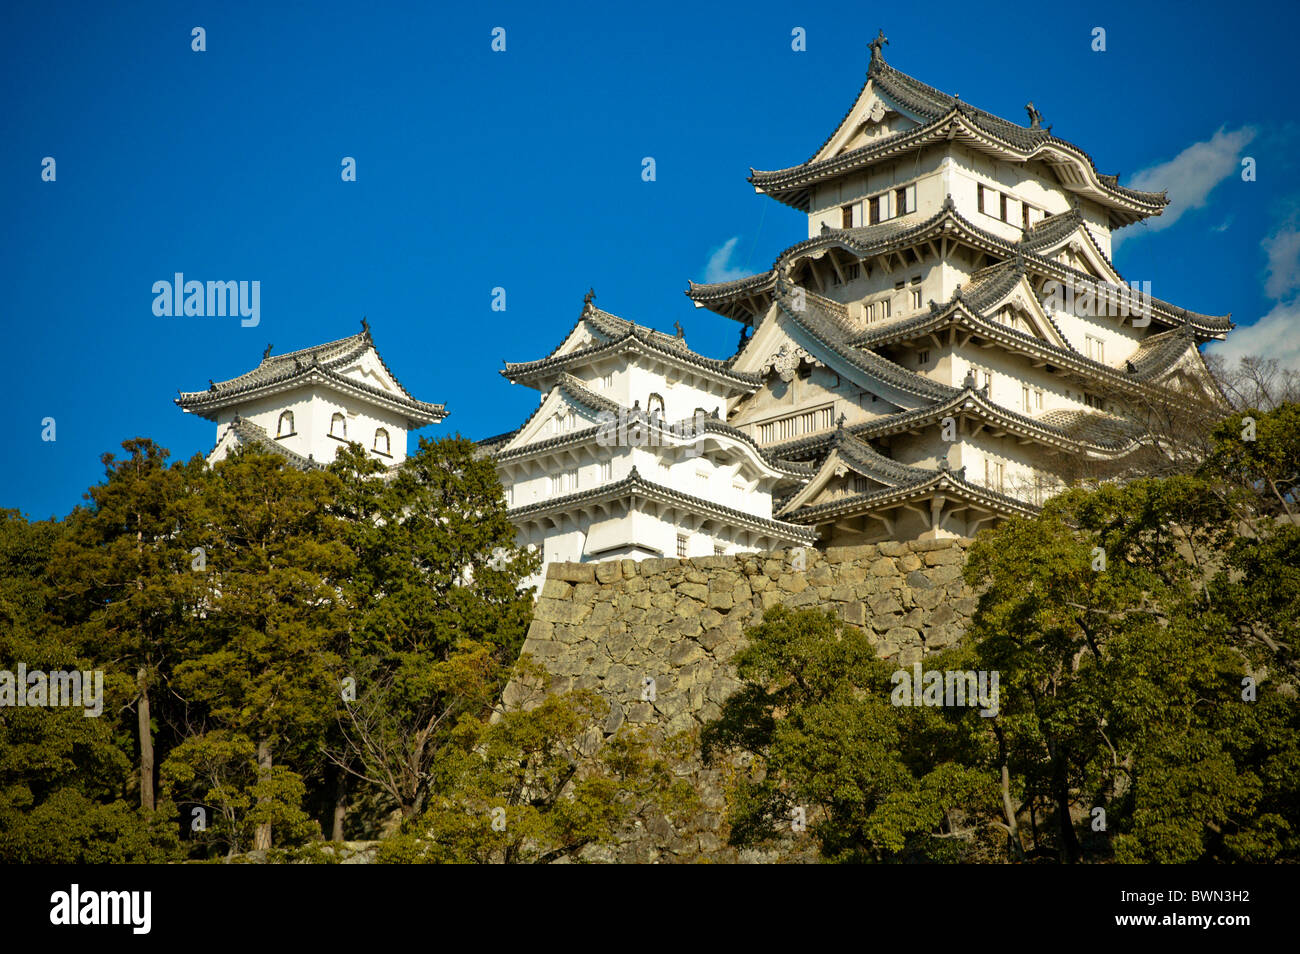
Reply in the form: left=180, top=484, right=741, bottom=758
left=626, top=701, right=655, bottom=723
left=540, top=579, right=572, bottom=600
left=788, top=588, right=820, bottom=607
left=905, top=569, right=934, bottom=590
left=604, top=699, right=625, bottom=734
left=924, top=547, right=962, bottom=567
left=677, top=581, right=709, bottom=602
left=909, top=538, right=956, bottom=553
left=595, top=561, right=623, bottom=583
left=779, top=573, right=809, bottom=594
left=878, top=541, right=909, bottom=557
left=870, top=557, right=897, bottom=577
left=929, top=604, right=957, bottom=626
left=548, top=562, right=595, bottom=583
left=838, top=601, right=866, bottom=627
left=884, top=625, right=922, bottom=646
left=534, top=598, right=591, bottom=625
left=868, top=593, right=903, bottom=616
left=707, top=589, right=734, bottom=610
left=930, top=564, right=963, bottom=585
left=898, top=553, right=922, bottom=572
left=806, top=566, right=833, bottom=586
left=669, top=640, right=706, bottom=667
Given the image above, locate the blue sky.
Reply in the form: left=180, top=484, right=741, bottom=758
left=3, top=0, right=1298, bottom=520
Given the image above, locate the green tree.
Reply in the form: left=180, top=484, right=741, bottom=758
left=324, top=437, right=539, bottom=827
left=166, top=446, right=351, bottom=852
left=703, top=606, right=1000, bottom=862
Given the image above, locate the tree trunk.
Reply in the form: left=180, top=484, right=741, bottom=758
left=996, top=728, right=1026, bottom=862
left=331, top=770, right=347, bottom=842
left=1051, top=749, right=1082, bottom=863
left=254, top=739, right=272, bottom=850
left=137, top=668, right=155, bottom=811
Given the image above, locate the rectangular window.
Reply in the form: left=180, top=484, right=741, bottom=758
left=1023, top=385, right=1031, bottom=411
left=1035, top=389, right=1044, bottom=409
left=881, top=298, right=891, bottom=318
left=505, top=486, right=513, bottom=507
left=1086, top=335, right=1105, bottom=363
left=918, top=349, right=930, bottom=365
left=600, top=460, right=611, bottom=482
left=909, top=276, right=922, bottom=311
left=845, top=263, right=860, bottom=280
left=676, top=533, right=688, bottom=559
left=713, top=543, right=726, bottom=556
left=1000, top=193, right=1009, bottom=222
left=866, top=302, right=876, bottom=322
left=841, top=204, right=854, bottom=229
left=1022, top=202, right=1031, bottom=232
left=985, top=459, right=1005, bottom=493
left=853, top=476, right=870, bottom=493
left=602, top=372, right=613, bottom=389
left=979, top=184, right=993, bottom=216
left=895, top=187, right=908, bottom=215
left=868, top=195, right=882, bottom=224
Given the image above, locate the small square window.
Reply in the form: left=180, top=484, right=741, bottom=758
left=676, top=533, right=688, bottom=559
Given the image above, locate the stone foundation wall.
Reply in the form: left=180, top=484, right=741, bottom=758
left=502, top=538, right=980, bottom=862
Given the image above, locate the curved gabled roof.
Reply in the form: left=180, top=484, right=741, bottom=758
left=784, top=464, right=1038, bottom=525
left=688, top=202, right=1232, bottom=337
left=772, top=282, right=961, bottom=403
left=488, top=384, right=813, bottom=479
left=507, top=465, right=817, bottom=545
left=859, top=387, right=1144, bottom=455
left=748, top=54, right=1168, bottom=226
left=176, top=326, right=447, bottom=425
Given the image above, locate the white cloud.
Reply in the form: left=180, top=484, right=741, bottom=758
left=703, top=236, right=748, bottom=283
left=1115, top=126, right=1256, bottom=245
left=1207, top=299, right=1300, bottom=374
left=1263, top=221, right=1300, bottom=300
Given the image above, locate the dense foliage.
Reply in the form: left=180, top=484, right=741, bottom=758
left=0, top=435, right=669, bottom=863
left=704, top=403, right=1300, bottom=863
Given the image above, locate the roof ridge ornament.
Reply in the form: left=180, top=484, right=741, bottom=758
left=942, top=193, right=956, bottom=212
left=1025, top=102, right=1044, bottom=130
left=868, top=29, right=888, bottom=69
left=262, top=343, right=273, bottom=360
left=360, top=316, right=370, bottom=335
left=583, top=287, right=596, bottom=309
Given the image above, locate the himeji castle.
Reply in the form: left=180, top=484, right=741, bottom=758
left=175, top=35, right=1233, bottom=576
left=176, top=320, right=447, bottom=468
left=489, top=34, right=1232, bottom=566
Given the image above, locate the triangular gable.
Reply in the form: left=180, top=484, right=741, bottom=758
left=500, top=382, right=615, bottom=452
left=1044, top=227, right=1121, bottom=285
left=811, top=79, right=923, bottom=163
left=981, top=275, right=1073, bottom=350
left=730, top=301, right=920, bottom=412
left=777, top=446, right=898, bottom=516
left=336, top=346, right=403, bottom=395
